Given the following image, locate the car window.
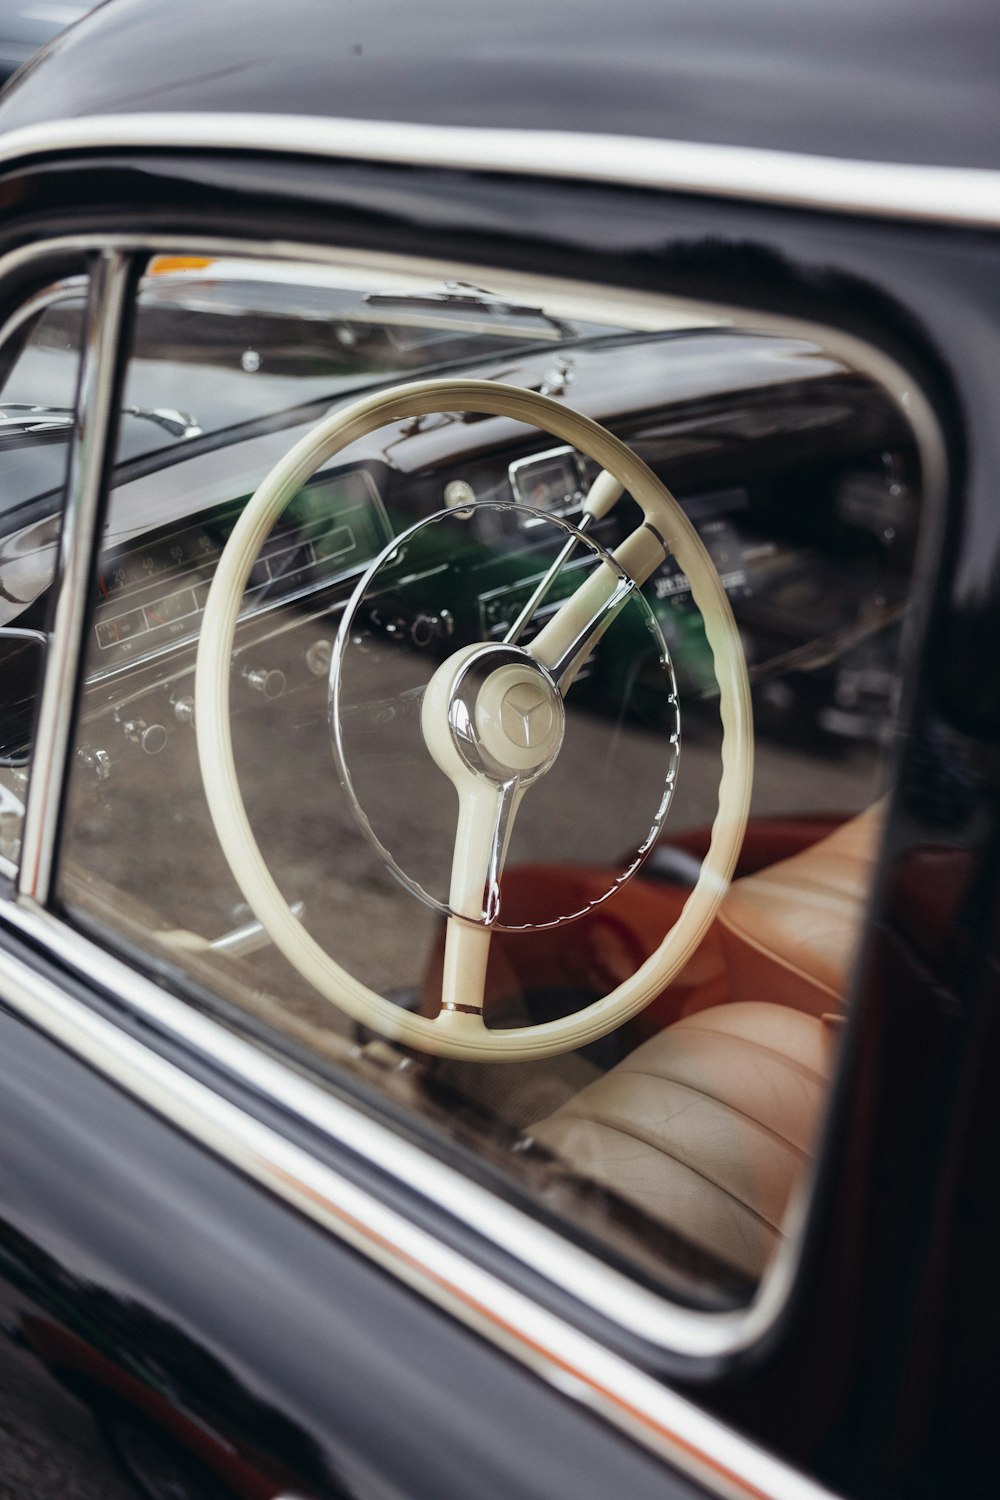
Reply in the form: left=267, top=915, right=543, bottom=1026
left=52, top=252, right=925, bottom=1307
left=0, top=276, right=87, bottom=874
left=112, top=257, right=627, bottom=468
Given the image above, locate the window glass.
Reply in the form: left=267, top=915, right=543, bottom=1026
left=58, top=254, right=925, bottom=1304
left=0, top=276, right=87, bottom=872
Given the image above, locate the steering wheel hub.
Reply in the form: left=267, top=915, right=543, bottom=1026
left=472, top=659, right=564, bottom=778
left=499, top=681, right=552, bottom=748
left=423, top=643, right=565, bottom=788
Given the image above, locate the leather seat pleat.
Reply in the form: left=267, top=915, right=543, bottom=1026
left=531, top=1002, right=834, bottom=1280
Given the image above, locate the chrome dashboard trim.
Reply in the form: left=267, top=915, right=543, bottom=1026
left=0, top=923, right=841, bottom=1500
left=77, top=588, right=344, bottom=726
left=508, top=444, right=587, bottom=521
left=0, top=110, right=997, bottom=229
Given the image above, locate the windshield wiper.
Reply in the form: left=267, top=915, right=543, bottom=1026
left=0, top=402, right=202, bottom=440
left=363, top=281, right=574, bottom=338
left=0, top=403, right=75, bottom=435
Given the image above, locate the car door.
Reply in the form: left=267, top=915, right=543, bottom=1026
left=2, top=13, right=1000, bottom=1500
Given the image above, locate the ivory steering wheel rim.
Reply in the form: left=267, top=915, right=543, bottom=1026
left=194, top=378, right=753, bottom=1062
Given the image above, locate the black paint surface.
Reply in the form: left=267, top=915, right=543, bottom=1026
left=1, top=0, right=999, bottom=170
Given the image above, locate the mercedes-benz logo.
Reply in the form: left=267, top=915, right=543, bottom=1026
left=500, top=681, right=554, bottom=749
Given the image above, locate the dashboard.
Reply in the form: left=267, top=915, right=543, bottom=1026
left=75, top=402, right=916, bottom=765
left=0, top=325, right=923, bottom=807
left=91, top=468, right=391, bottom=676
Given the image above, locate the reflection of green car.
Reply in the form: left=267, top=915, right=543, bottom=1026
left=358, top=448, right=908, bottom=746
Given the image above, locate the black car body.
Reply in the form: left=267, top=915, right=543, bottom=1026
left=0, top=4, right=998, bottom=1500
left=0, top=2, right=88, bottom=88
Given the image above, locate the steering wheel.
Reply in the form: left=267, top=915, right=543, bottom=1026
left=195, top=379, right=753, bottom=1062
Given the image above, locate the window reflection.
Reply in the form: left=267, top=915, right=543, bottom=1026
left=54, top=255, right=924, bottom=1301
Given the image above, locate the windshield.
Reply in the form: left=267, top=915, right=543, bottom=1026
left=111, top=259, right=627, bottom=466
left=3, top=255, right=632, bottom=480
left=0, top=259, right=635, bottom=513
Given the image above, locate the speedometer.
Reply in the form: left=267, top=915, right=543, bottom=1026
left=508, top=445, right=586, bottom=522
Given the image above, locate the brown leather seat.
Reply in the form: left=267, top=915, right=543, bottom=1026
left=530, top=811, right=882, bottom=1277
left=531, top=1001, right=836, bottom=1280
left=484, top=806, right=882, bottom=1028
left=716, top=802, right=883, bottom=1014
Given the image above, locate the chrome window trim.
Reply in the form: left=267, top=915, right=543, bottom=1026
left=0, top=931, right=841, bottom=1500
left=17, top=250, right=130, bottom=904
left=0, top=111, right=998, bottom=229
left=0, top=230, right=947, bottom=1485
left=7, top=891, right=786, bottom=1360
left=0, top=274, right=90, bottom=359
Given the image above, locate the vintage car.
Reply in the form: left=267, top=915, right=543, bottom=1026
left=0, top=2, right=997, bottom=1498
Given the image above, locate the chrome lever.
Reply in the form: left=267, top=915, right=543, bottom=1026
left=210, top=901, right=305, bottom=958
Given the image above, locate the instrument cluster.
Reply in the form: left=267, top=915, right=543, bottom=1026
left=91, top=468, right=390, bottom=676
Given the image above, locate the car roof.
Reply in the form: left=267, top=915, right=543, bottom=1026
left=0, top=0, right=997, bottom=175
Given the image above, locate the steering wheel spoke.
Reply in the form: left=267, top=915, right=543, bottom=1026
left=528, top=522, right=667, bottom=693
left=438, top=919, right=492, bottom=1024
left=528, top=563, right=636, bottom=691
left=430, top=716, right=527, bottom=1022
left=446, top=774, right=522, bottom=927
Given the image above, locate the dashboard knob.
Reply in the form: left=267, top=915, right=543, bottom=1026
left=244, top=665, right=286, bottom=700
left=410, top=610, right=454, bottom=647
left=305, top=638, right=332, bottom=677
left=410, top=613, right=436, bottom=647
left=173, top=695, right=195, bottom=726
left=444, top=479, right=476, bottom=509
left=76, top=746, right=112, bottom=781
left=122, top=718, right=168, bottom=754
